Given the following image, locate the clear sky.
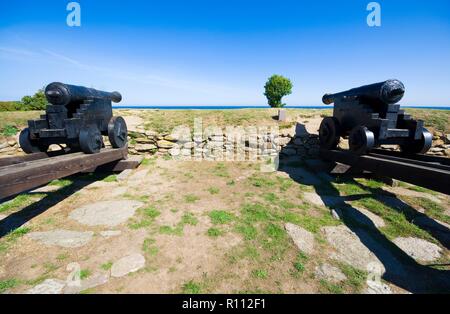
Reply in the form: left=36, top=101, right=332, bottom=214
left=0, top=0, right=449, bottom=106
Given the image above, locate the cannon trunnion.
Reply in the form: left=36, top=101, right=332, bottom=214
left=319, top=80, right=432, bottom=155
left=19, top=82, right=128, bottom=154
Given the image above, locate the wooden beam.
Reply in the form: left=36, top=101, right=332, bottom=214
left=0, top=146, right=127, bottom=200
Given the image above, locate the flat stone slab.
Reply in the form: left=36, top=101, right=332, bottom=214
left=100, top=230, right=122, bottom=238
left=392, top=237, right=442, bottom=262
left=382, top=187, right=442, bottom=204
left=322, top=225, right=406, bottom=277
left=0, top=214, right=6, bottom=221
left=30, top=185, right=62, bottom=193
left=283, top=167, right=323, bottom=185
left=285, top=223, right=314, bottom=254
left=111, top=253, right=146, bottom=277
left=303, top=192, right=343, bottom=208
left=322, top=225, right=385, bottom=273
left=64, top=273, right=109, bottom=294
left=345, top=207, right=385, bottom=228
left=27, top=230, right=93, bottom=248
left=27, top=279, right=66, bottom=294
left=314, top=264, right=347, bottom=283
left=70, top=200, right=143, bottom=227
left=366, top=281, right=393, bottom=294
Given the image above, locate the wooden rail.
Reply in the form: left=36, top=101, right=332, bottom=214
left=0, top=146, right=129, bottom=200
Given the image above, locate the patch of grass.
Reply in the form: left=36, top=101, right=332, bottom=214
left=1, top=125, right=19, bottom=137
left=141, top=157, right=156, bottom=166
left=291, top=252, right=308, bottom=277
left=182, top=280, right=201, bottom=294
left=128, top=206, right=160, bottom=230
left=56, top=253, right=68, bottom=261
left=159, top=225, right=183, bottom=236
left=235, top=223, right=258, bottom=240
left=288, top=212, right=340, bottom=233
left=319, top=279, right=344, bottom=294
left=209, top=210, right=235, bottom=224
left=6, top=226, right=31, bottom=241
left=79, top=269, right=91, bottom=280
left=212, top=163, right=229, bottom=177
left=102, top=174, right=118, bottom=182
left=184, top=194, right=200, bottom=203
left=277, top=177, right=293, bottom=192
left=248, top=175, right=276, bottom=188
left=0, top=194, right=33, bottom=213
left=101, top=261, right=113, bottom=271
left=181, top=212, right=198, bottom=226
left=0, top=278, right=19, bottom=293
left=142, top=238, right=159, bottom=256
left=338, top=263, right=367, bottom=293
left=207, top=227, right=224, bottom=237
left=227, top=180, right=236, bottom=186
left=207, top=187, right=220, bottom=195
left=48, top=179, right=73, bottom=187
left=251, top=269, right=268, bottom=279
left=408, top=197, right=449, bottom=224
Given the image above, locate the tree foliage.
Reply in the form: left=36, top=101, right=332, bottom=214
left=20, top=88, right=48, bottom=110
left=264, top=75, right=293, bottom=108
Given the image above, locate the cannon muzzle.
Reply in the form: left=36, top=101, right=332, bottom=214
left=45, top=82, right=122, bottom=106
left=322, top=79, right=405, bottom=105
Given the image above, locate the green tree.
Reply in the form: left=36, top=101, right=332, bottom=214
left=21, top=88, right=48, bottom=110
left=264, top=75, right=293, bottom=108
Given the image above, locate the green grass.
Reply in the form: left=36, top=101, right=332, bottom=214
left=251, top=269, right=268, bottom=279
left=0, top=194, right=34, bottom=213
left=207, top=187, right=220, bottom=195
left=159, top=212, right=198, bottom=236
left=56, top=253, right=68, bottom=261
left=141, top=157, right=156, bottom=166
left=0, top=278, right=19, bottom=293
left=209, top=210, right=235, bottom=224
left=406, top=197, right=449, bottom=224
left=207, top=227, right=224, bottom=237
left=79, top=269, right=91, bottom=280
left=338, top=263, right=367, bottom=293
left=128, top=206, right=160, bottom=230
left=212, top=162, right=229, bottom=177
left=291, top=252, right=308, bottom=277
left=184, top=194, right=200, bottom=203
left=1, top=125, right=19, bottom=137
left=227, top=180, right=236, bottom=186
left=5, top=226, right=31, bottom=242
left=48, top=179, right=73, bottom=187
left=319, top=279, right=344, bottom=294
left=182, top=280, right=202, bottom=294
left=248, top=175, right=276, bottom=188
left=142, top=238, right=159, bottom=256
left=101, top=261, right=113, bottom=271
left=102, top=175, right=118, bottom=182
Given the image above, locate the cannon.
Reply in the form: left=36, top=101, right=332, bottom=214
left=319, top=79, right=432, bottom=154
left=19, top=82, right=128, bottom=154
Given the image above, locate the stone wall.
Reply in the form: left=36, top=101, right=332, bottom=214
left=1, top=126, right=449, bottom=159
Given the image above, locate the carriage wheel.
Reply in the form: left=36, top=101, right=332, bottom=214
left=19, top=128, right=49, bottom=154
left=108, top=116, right=128, bottom=148
left=400, top=128, right=432, bottom=154
left=319, top=117, right=341, bottom=150
left=348, top=126, right=375, bottom=155
left=79, top=125, right=103, bottom=154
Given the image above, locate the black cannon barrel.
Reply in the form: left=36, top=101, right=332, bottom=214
left=45, top=82, right=122, bottom=106
left=322, top=79, right=405, bottom=105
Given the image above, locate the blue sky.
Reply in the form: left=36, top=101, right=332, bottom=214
left=0, top=0, right=449, bottom=106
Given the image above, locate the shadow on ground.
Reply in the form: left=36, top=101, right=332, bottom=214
left=0, top=172, right=111, bottom=238
left=278, top=125, right=450, bottom=293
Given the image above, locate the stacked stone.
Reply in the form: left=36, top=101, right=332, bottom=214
left=428, top=131, right=450, bottom=157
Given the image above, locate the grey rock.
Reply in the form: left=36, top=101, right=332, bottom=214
left=100, top=230, right=122, bottom=238
left=315, top=264, right=347, bottom=283
left=27, top=279, right=66, bottom=294
left=392, top=237, right=442, bottom=262
left=278, top=109, right=287, bottom=122
left=303, top=192, right=343, bottom=207
left=111, top=253, right=146, bottom=277
left=117, top=169, right=133, bottom=181
left=27, top=230, right=93, bottom=248
left=285, top=223, right=315, bottom=254
left=64, top=273, right=109, bottom=294
left=345, top=207, right=386, bottom=228
left=70, top=200, right=143, bottom=227
left=366, top=281, right=393, bottom=294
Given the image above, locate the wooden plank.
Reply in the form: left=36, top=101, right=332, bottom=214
left=0, top=146, right=127, bottom=200
left=0, top=149, right=69, bottom=168
left=90, top=156, right=143, bottom=172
